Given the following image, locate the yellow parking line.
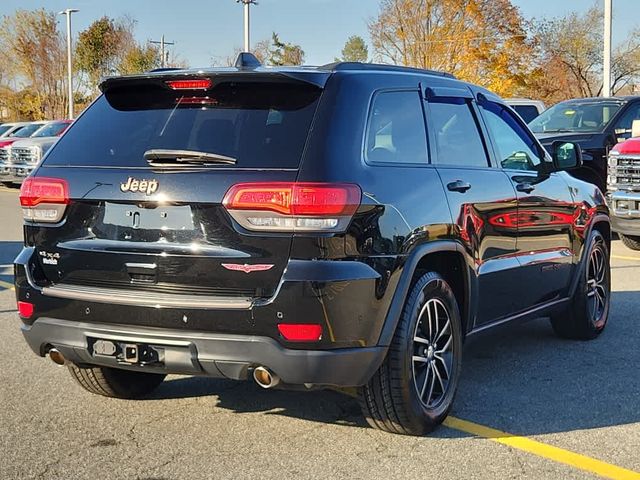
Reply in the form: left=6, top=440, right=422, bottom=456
left=0, top=279, right=14, bottom=290
left=612, top=255, right=640, bottom=262
left=444, top=416, right=640, bottom=480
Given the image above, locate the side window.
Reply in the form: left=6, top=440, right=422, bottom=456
left=614, top=104, right=640, bottom=142
left=365, top=91, right=428, bottom=165
left=480, top=102, right=544, bottom=172
left=429, top=98, right=489, bottom=167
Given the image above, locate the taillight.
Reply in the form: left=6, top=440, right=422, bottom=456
left=19, top=177, right=69, bottom=223
left=166, top=79, right=212, bottom=90
left=223, top=182, right=361, bottom=232
left=277, top=323, right=323, bottom=342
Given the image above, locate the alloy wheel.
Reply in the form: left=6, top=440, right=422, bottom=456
left=412, top=298, right=454, bottom=409
left=586, top=242, right=608, bottom=326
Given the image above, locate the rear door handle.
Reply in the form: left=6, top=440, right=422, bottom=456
left=516, top=182, right=535, bottom=194
left=447, top=180, right=472, bottom=193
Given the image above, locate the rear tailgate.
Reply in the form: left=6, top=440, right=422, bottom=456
left=24, top=73, right=324, bottom=303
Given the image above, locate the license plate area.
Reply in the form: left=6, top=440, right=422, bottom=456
left=102, top=202, right=195, bottom=231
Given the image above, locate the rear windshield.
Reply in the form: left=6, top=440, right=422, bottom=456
left=43, top=80, right=322, bottom=169
left=10, top=123, right=44, bottom=138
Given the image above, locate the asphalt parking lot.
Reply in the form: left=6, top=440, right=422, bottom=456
left=0, top=184, right=638, bottom=480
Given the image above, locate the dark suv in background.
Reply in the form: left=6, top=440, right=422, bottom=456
left=15, top=54, right=611, bottom=435
left=530, top=96, right=640, bottom=192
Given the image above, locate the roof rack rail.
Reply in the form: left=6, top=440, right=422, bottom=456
left=320, top=62, right=455, bottom=79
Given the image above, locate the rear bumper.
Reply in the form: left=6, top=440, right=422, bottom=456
left=22, top=318, right=386, bottom=387
left=15, top=246, right=395, bottom=386
left=607, top=191, right=640, bottom=236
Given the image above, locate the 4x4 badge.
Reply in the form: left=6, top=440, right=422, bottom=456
left=120, top=177, right=159, bottom=195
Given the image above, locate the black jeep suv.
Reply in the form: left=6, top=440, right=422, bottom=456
left=15, top=55, right=611, bottom=435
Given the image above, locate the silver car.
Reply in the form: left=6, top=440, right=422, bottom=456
left=0, top=122, right=47, bottom=183
left=8, top=120, right=72, bottom=184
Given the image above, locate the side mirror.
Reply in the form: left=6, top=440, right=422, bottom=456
left=632, top=119, right=640, bottom=138
left=551, top=141, right=582, bottom=171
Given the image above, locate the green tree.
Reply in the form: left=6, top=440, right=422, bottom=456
left=268, top=32, right=305, bottom=66
left=75, top=16, right=135, bottom=87
left=119, top=44, right=160, bottom=74
left=339, top=35, right=368, bottom=62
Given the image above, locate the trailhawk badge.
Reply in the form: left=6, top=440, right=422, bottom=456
left=120, top=177, right=159, bottom=195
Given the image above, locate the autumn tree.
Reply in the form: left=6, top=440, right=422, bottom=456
left=534, top=6, right=640, bottom=99
left=369, top=0, right=535, bottom=97
left=338, top=35, right=368, bottom=62
left=268, top=33, right=305, bottom=66
left=0, top=9, right=67, bottom=119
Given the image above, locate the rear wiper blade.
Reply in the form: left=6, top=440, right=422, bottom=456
left=144, top=149, right=237, bottom=165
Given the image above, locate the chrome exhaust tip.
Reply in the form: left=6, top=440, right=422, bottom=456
left=48, top=348, right=66, bottom=366
left=253, top=366, right=280, bottom=389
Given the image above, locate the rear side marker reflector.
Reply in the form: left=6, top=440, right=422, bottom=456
left=223, top=182, right=361, bottom=232
left=17, top=301, right=34, bottom=319
left=277, top=324, right=323, bottom=342
left=20, top=177, right=69, bottom=223
left=166, top=79, right=212, bottom=90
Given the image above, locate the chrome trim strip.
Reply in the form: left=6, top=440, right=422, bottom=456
left=41, top=283, right=253, bottom=310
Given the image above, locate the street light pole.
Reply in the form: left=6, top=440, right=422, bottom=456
left=237, top=0, right=257, bottom=52
left=59, top=8, right=79, bottom=119
left=603, top=0, right=612, bottom=97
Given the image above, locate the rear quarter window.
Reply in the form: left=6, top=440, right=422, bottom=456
left=43, top=81, right=322, bottom=169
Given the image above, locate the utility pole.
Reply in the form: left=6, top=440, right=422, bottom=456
left=150, top=35, right=175, bottom=68
left=237, top=0, right=257, bottom=52
left=59, top=8, right=79, bottom=119
left=603, top=0, right=613, bottom=97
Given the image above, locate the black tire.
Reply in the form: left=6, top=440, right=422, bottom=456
left=550, top=230, right=610, bottom=340
left=619, top=234, right=640, bottom=251
left=68, top=364, right=166, bottom=399
left=359, top=272, right=463, bottom=435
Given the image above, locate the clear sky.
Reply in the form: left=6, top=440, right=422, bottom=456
left=1, top=0, right=637, bottom=67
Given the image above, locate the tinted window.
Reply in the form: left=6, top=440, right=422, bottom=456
left=429, top=99, right=488, bottom=167
left=0, top=125, right=12, bottom=137
left=365, top=91, right=428, bottom=164
left=614, top=103, right=640, bottom=141
left=480, top=102, right=544, bottom=172
left=10, top=123, right=44, bottom=138
left=512, top=105, right=540, bottom=123
left=529, top=101, right=622, bottom=133
left=44, top=81, right=321, bottom=168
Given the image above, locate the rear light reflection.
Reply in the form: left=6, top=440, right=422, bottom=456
left=20, top=177, right=69, bottom=223
left=277, top=323, right=323, bottom=342
left=17, top=301, right=34, bottom=319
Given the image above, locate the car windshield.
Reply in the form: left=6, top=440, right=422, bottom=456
left=0, top=125, right=14, bottom=137
left=529, top=101, right=622, bottom=133
left=10, top=123, right=45, bottom=138
left=32, top=121, right=69, bottom=138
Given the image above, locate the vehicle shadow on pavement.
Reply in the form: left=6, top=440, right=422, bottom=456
left=152, top=290, right=640, bottom=436
left=0, top=241, right=22, bottom=265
